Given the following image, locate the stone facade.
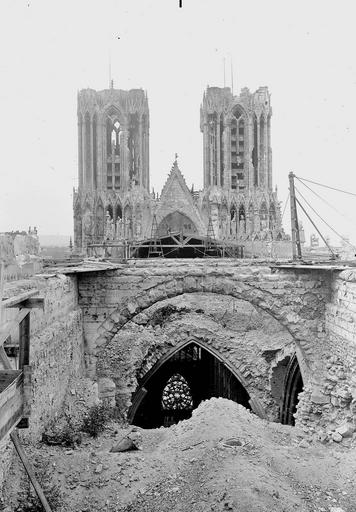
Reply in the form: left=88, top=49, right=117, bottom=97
left=73, top=85, right=286, bottom=255
left=73, top=86, right=151, bottom=253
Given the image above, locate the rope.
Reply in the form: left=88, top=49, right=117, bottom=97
left=296, top=176, right=356, bottom=198
left=295, top=186, right=356, bottom=251
left=281, top=194, right=290, bottom=221
left=295, top=176, right=355, bottom=225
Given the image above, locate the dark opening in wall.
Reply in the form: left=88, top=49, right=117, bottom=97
left=280, top=354, right=304, bottom=426
left=129, top=342, right=251, bottom=428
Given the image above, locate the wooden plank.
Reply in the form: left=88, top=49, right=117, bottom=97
left=0, top=372, right=23, bottom=440
left=0, top=346, right=13, bottom=370
left=10, top=431, right=52, bottom=512
left=0, top=308, right=30, bottom=347
left=17, top=365, right=31, bottom=428
left=2, top=290, right=39, bottom=308
left=0, top=370, right=22, bottom=394
left=19, top=298, right=44, bottom=310
left=19, top=312, right=30, bottom=369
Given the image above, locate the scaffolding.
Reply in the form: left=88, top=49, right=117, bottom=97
left=148, top=214, right=163, bottom=258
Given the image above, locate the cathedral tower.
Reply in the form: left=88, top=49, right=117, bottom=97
left=200, top=86, right=284, bottom=242
left=73, top=85, right=151, bottom=253
left=200, top=86, right=272, bottom=192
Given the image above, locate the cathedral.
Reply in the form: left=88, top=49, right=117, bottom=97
left=73, top=83, right=286, bottom=256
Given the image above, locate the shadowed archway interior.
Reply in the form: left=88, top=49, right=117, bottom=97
left=281, top=354, right=304, bottom=426
left=129, top=341, right=251, bottom=428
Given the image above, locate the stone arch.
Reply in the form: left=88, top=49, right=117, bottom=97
left=128, top=338, right=266, bottom=427
left=92, top=276, right=319, bottom=382
left=157, top=211, right=198, bottom=236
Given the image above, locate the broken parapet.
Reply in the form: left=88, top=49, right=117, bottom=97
left=0, top=232, right=42, bottom=281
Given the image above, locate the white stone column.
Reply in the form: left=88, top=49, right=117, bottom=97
left=82, top=117, right=87, bottom=189
left=263, top=115, right=268, bottom=189
left=102, top=118, right=107, bottom=190
left=78, top=115, right=83, bottom=189
left=203, top=123, right=209, bottom=187
left=90, top=116, right=94, bottom=190
left=256, top=118, right=260, bottom=188
left=138, top=115, right=143, bottom=187
left=216, top=115, right=221, bottom=187
left=267, top=115, right=272, bottom=190
left=223, top=119, right=231, bottom=190
left=121, top=127, right=129, bottom=190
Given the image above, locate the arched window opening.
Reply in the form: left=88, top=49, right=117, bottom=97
left=252, top=115, right=258, bottom=186
left=269, top=203, right=276, bottom=230
left=260, top=201, right=268, bottom=230
left=116, top=204, right=122, bottom=220
left=106, top=119, right=112, bottom=155
left=281, top=355, right=304, bottom=426
left=208, top=113, right=217, bottom=186
left=130, top=342, right=251, bottom=429
left=220, top=115, right=224, bottom=187
left=106, top=204, right=113, bottom=220
left=248, top=204, right=254, bottom=234
left=129, top=114, right=139, bottom=184
left=161, top=374, right=193, bottom=426
left=124, top=205, right=132, bottom=239
left=85, top=113, right=91, bottom=186
left=260, top=115, right=265, bottom=186
left=238, top=204, right=246, bottom=233
left=230, top=204, right=237, bottom=236
left=230, top=108, right=245, bottom=191
left=95, top=204, right=105, bottom=240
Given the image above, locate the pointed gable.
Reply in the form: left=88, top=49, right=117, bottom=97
left=156, top=158, right=206, bottom=235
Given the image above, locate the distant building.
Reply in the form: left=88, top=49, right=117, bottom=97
left=73, top=84, right=286, bottom=255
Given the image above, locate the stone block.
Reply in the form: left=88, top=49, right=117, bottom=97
left=311, top=392, right=330, bottom=405
left=331, top=432, right=343, bottom=443
left=335, top=422, right=355, bottom=438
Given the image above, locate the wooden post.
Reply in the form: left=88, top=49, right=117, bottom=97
left=18, top=312, right=30, bottom=369
left=288, top=172, right=302, bottom=260
left=10, top=431, right=52, bottom=512
left=17, top=311, right=30, bottom=428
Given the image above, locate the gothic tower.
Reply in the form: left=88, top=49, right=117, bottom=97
left=200, top=86, right=284, bottom=242
left=73, top=85, right=151, bottom=253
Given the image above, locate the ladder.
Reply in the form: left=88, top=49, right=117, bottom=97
left=148, top=214, right=163, bottom=258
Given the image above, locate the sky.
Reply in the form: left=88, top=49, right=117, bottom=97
left=1, top=0, right=356, bottom=247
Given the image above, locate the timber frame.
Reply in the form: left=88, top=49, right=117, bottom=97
left=0, top=289, right=44, bottom=439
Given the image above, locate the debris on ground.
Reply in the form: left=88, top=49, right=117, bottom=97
left=4, top=398, right=356, bottom=512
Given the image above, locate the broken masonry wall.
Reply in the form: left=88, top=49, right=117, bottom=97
left=0, top=274, right=96, bottom=488
left=293, top=269, right=356, bottom=440
left=95, top=294, right=295, bottom=423
left=322, top=270, right=356, bottom=430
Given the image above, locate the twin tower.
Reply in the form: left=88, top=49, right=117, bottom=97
left=73, top=84, right=284, bottom=253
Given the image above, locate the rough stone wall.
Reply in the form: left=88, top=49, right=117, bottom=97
left=305, top=269, right=356, bottom=433
left=0, top=273, right=95, bottom=493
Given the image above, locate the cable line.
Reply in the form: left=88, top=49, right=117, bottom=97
left=296, top=176, right=356, bottom=198
left=294, top=196, right=336, bottom=257
left=295, top=176, right=355, bottom=225
left=281, top=194, right=290, bottom=221
left=295, top=186, right=356, bottom=251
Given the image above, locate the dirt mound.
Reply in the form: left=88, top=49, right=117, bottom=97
left=5, top=398, right=356, bottom=512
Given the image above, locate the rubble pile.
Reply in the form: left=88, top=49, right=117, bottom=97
left=4, top=398, right=356, bottom=511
